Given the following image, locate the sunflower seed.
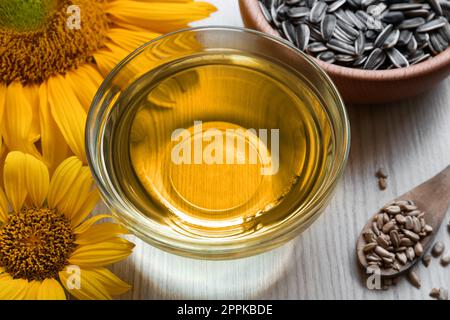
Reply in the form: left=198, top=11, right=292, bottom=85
left=406, top=247, right=416, bottom=260
left=399, top=17, right=427, bottom=29
left=286, top=0, right=302, bottom=5
left=288, top=6, right=311, bottom=19
left=334, top=27, right=355, bottom=43
left=327, top=0, right=346, bottom=13
left=364, top=48, right=386, bottom=69
left=387, top=47, right=410, bottom=67
left=375, top=245, right=395, bottom=258
left=282, top=21, right=297, bottom=43
left=430, top=32, right=448, bottom=52
left=432, top=241, right=445, bottom=257
left=441, top=254, right=450, bottom=266
left=414, top=242, right=423, bottom=256
left=345, top=9, right=367, bottom=30
left=363, top=230, right=377, bottom=243
left=375, top=24, right=394, bottom=47
left=335, top=9, right=353, bottom=26
left=422, top=254, right=432, bottom=267
left=398, top=29, right=413, bottom=45
left=317, top=50, right=336, bottom=63
left=307, top=41, right=329, bottom=53
left=363, top=242, right=377, bottom=253
left=416, top=17, right=447, bottom=32
left=337, top=19, right=360, bottom=38
left=335, top=54, right=356, bottom=62
left=404, top=9, right=431, bottom=18
left=310, top=1, right=328, bottom=23
left=384, top=204, right=401, bottom=214
left=390, top=3, right=423, bottom=11
left=403, top=229, right=420, bottom=241
left=430, top=287, right=441, bottom=299
left=383, top=29, right=401, bottom=48
left=321, top=14, right=337, bottom=41
left=383, top=11, right=406, bottom=24
left=390, top=230, right=400, bottom=248
left=407, top=269, right=421, bottom=288
left=327, top=38, right=356, bottom=54
left=306, top=0, right=317, bottom=8
left=365, top=29, right=377, bottom=40
left=355, top=31, right=366, bottom=54
left=439, top=21, right=450, bottom=41
left=353, top=55, right=368, bottom=66
left=429, top=0, right=443, bottom=16
left=296, top=24, right=311, bottom=50
left=396, top=252, right=407, bottom=264
left=361, top=0, right=376, bottom=8
left=400, top=237, right=414, bottom=246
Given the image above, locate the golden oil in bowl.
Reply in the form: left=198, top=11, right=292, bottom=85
left=87, top=27, right=349, bottom=258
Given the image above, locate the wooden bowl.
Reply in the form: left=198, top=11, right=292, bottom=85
left=239, top=0, right=450, bottom=104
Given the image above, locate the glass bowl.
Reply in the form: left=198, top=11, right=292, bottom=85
left=86, top=26, right=350, bottom=259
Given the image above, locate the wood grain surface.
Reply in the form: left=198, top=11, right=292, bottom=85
left=107, top=0, right=450, bottom=299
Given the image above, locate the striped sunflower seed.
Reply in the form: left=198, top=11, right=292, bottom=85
left=416, top=17, right=447, bottom=32
left=317, top=50, right=336, bottom=63
left=383, top=29, right=401, bottom=48
left=327, top=0, right=346, bottom=13
left=364, top=48, right=386, bottom=69
left=327, top=38, right=356, bottom=54
left=310, top=1, right=328, bottom=23
left=355, top=31, right=366, bottom=55
left=387, top=47, right=410, bottom=67
left=296, top=24, right=311, bottom=50
left=321, top=14, right=337, bottom=41
left=375, top=24, right=394, bottom=47
left=398, top=17, right=427, bottom=29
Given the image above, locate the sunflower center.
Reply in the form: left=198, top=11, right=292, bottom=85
left=0, top=0, right=109, bottom=85
left=0, top=207, right=76, bottom=281
left=0, top=0, right=57, bottom=32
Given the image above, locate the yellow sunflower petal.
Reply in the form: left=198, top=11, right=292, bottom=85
left=3, top=151, right=27, bottom=212
left=104, top=1, right=216, bottom=33
left=47, top=75, right=87, bottom=162
left=0, top=278, right=29, bottom=300
left=93, top=44, right=130, bottom=77
left=59, top=266, right=111, bottom=300
left=85, top=268, right=130, bottom=296
left=1, top=82, right=41, bottom=158
left=74, top=214, right=112, bottom=234
left=23, top=84, right=41, bottom=143
left=47, top=156, right=82, bottom=210
left=39, top=83, right=70, bottom=172
left=0, top=83, right=6, bottom=125
left=69, top=238, right=134, bottom=268
left=36, top=278, right=67, bottom=300
left=24, top=154, right=49, bottom=207
left=0, top=187, right=9, bottom=223
left=24, top=280, right=41, bottom=300
left=70, top=191, right=101, bottom=228
left=66, top=65, right=104, bottom=112
left=75, top=223, right=129, bottom=245
left=55, top=166, right=93, bottom=219
left=106, top=28, right=160, bottom=52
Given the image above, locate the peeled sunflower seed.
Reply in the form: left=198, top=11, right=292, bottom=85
left=432, top=241, right=445, bottom=257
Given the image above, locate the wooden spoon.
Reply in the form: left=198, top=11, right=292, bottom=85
left=357, top=165, right=450, bottom=278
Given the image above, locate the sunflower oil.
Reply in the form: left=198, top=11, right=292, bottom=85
left=108, top=52, right=334, bottom=238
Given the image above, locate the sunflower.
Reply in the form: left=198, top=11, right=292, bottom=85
left=0, top=0, right=216, bottom=170
left=0, top=151, right=134, bottom=300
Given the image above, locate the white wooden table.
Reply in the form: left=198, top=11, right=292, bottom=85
left=112, top=0, right=450, bottom=300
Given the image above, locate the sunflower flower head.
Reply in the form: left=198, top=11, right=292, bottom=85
left=0, top=0, right=216, bottom=169
left=0, top=151, right=134, bottom=300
